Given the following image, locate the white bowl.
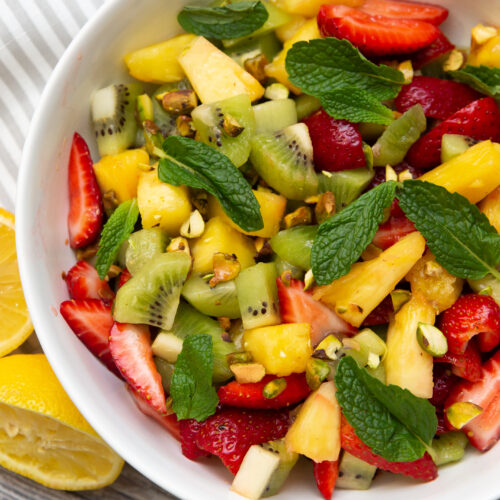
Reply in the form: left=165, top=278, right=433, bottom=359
left=16, top=1, right=500, bottom=499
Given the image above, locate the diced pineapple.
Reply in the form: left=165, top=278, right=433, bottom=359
left=313, top=232, right=426, bottom=327
left=285, top=381, right=340, bottom=462
left=243, top=323, right=312, bottom=376
left=137, top=170, right=192, bottom=236
left=479, top=186, right=500, bottom=234
left=178, top=37, right=264, bottom=104
left=384, top=292, right=435, bottom=399
left=419, top=141, right=500, bottom=204
left=190, top=217, right=256, bottom=274
left=275, top=15, right=308, bottom=42
left=124, top=34, right=196, bottom=83
left=93, top=149, right=148, bottom=203
left=469, top=34, right=500, bottom=68
left=406, top=250, right=463, bottom=313
left=270, top=0, right=362, bottom=17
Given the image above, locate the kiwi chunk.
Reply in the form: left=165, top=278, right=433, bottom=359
left=113, top=252, right=191, bottom=330
left=260, top=439, right=299, bottom=497
left=337, top=451, right=377, bottom=490
left=125, top=228, right=169, bottom=276
left=441, top=134, right=477, bottom=163
left=468, top=271, right=500, bottom=305
left=432, top=432, right=468, bottom=466
left=250, top=123, right=318, bottom=200
left=152, top=80, right=192, bottom=137
left=253, top=99, right=298, bottom=134
left=270, top=225, right=318, bottom=271
left=224, top=32, right=281, bottom=66
left=295, top=94, right=321, bottom=121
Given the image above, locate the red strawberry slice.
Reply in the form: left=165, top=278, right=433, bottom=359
left=218, top=373, right=311, bottom=410
left=445, top=350, right=500, bottom=451
left=179, top=419, right=211, bottom=460
left=406, top=97, right=500, bottom=169
left=313, top=460, right=338, bottom=500
left=439, top=294, right=500, bottom=355
left=109, top=322, right=167, bottom=414
left=317, top=5, right=440, bottom=57
left=117, top=268, right=132, bottom=289
left=372, top=215, right=416, bottom=250
left=430, top=364, right=458, bottom=408
left=410, top=31, right=454, bottom=69
left=395, top=76, right=482, bottom=121
left=341, top=416, right=438, bottom=481
left=302, top=110, right=365, bottom=172
left=435, top=341, right=482, bottom=382
left=60, top=298, right=119, bottom=376
left=67, top=132, right=103, bottom=249
left=277, top=277, right=357, bottom=345
left=360, top=0, right=448, bottom=25
left=362, top=295, right=393, bottom=326
left=65, top=260, right=114, bottom=301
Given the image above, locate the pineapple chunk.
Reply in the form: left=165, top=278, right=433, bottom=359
left=190, top=217, right=256, bottom=274
left=313, top=232, right=426, bottom=327
left=270, top=0, right=362, bottom=17
left=243, top=323, right=312, bottom=376
left=93, top=149, right=148, bottom=203
left=469, top=34, right=500, bottom=68
left=406, top=250, right=463, bottom=313
left=178, top=37, right=264, bottom=104
left=419, top=141, right=500, bottom=204
left=479, top=186, right=500, bottom=234
left=275, top=15, right=308, bottom=42
left=124, top=34, right=196, bottom=83
left=285, top=381, right=340, bottom=462
left=137, top=170, right=192, bottom=236
left=384, top=292, right=435, bottom=399
left=208, top=190, right=286, bottom=238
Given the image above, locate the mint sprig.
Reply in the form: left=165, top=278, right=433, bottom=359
left=449, top=65, right=500, bottom=102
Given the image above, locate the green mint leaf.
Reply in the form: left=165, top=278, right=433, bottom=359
left=96, top=199, right=139, bottom=279
left=177, top=1, right=268, bottom=40
left=170, top=334, right=219, bottom=422
left=335, top=357, right=432, bottom=462
left=320, top=88, right=394, bottom=125
left=397, top=180, right=500, bottom=281
left=159, top=136, right=263, bottom=232
left=449, top=65, right=500, bottom=101
left=286, top=38, right=404, bottom=100
left=311, top=181, right=397, bottom=286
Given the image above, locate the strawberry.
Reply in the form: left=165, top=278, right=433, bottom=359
left=439, top=294, right=500, bottom=355
left=341, top=416, right=438, bottom=481
left=410, top=31, right=454, bottom=69
left=395, top=76, right=482, bottom=121
left=109, top=322, right=167, bottom=414
left=359, top=0, right=448, bottom=25
left=302, top=110, right=365, bottom=172
left=60, top=298, right=119, bottom=376
left=362, top=295, right=393, bottom=326
left=406, top=97, right=500, bottom=169
left=67, top=132, right=103, bottom=249
left=276, top=277, right=357, bottom=345
left=313, top=460, right=338, bottom=500
left=317, top=5, right=440, bottom=57
left=445, top=350, right=500, bottom=451
left=372, top=215, right=416, bottom=250
left=64, top=260, right=114, bottom=301
left=217, top=373, right=311, bottom=410
left=179, top=419, right=210, bottom=460
left=435, top=341, right=483, bottom=382
left=430, top=364, right=458, bottom=407
left=117, top=268, right=132, bottom=289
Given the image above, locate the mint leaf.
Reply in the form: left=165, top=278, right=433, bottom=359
left=286, top=38, right=404, bottom=100
left=96, top=199, right=139, bottom=279
left=177, top=2, right=268, bottom=40
left=170, top=334, right=219, bottom=422
left=397, top=180, right=500, bottom=281
left=449, top=65, right=500, bottom=101
left=311, top=181, right=396, bottom=286
left=158, top=136, right=263, bottom=232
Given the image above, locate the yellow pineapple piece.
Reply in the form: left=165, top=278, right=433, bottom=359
left=384, top=292, right=435, bottom=399
left=285, top=381, right=340, bottom=462
left=313, top=232, right=426, bottom=327
left=270, top=0, right=362, bottom=17
left=190, top=217, right=256, bottom=274
left=178, top=37, right=264, bottom=104
left=406, top=250, right=463, bottom=313
left=137, top=170, right=192, bottom=236
left=275, top=15, right=308, bottom=42
left=469, top=34, right=500, bottom=68
left=123, top=34, right=196, bottom=84
left=419, top=141, right=500, bottom=204
left=479, top=186, right=500, bottom=234
left=243, top=323, right=312, bottom=376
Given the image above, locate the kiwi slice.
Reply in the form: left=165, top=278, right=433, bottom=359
left=432, top=432, right=468, bottom=466
left=91, top=83, right=143, bottom=156
left=192, top=94, right=256, bottom=167
left=253, top=99, right=298, bottom=134
left=260, top=439, right=298, bottom=497
left=295, top=94, right=321, bottom=121
left=336, top=451, right=377, bottom=490
left=441, top=134, right=478, bottom=163
left=125, top=228, right=169, bottom=276
left=270, top=225, right=318, bottom=271
left=182, top=273, right=241, bottom=319
left=113, top=252, right=191, bottom=330
left=250, top=123, right=319, bottom=200
left=224, top=32, right=281, bottom=66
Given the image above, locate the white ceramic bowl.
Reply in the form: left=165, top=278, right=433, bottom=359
left=16, top=1, right=500, bottom=499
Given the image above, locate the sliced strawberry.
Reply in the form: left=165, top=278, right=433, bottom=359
left=341, top=416, right=438, bottom=481
left=317, top=5, right=440, bottom=57
left=117, top=268, right=132, bottom=289
left=362, top=295, right=393, bottom=326
left=395, top=76, right=482, bottom=121
left=360, top=0, right=448, bottom=25
left=406, top=97, right=500, bottom=169
left=109, top=322, right=167, bottom=414
left=302, top=110, right=365, bottom=172
left=372, top=215, right=416, bottom=250
left=313, top=460, right=338, bottom=500
left=179, top=419, right=211, bottom=460
left=65, top=260, right=114, bottom=301
left=435, top=410, right=449, bottom=435
left=430, top=364, right=458, bottom=407
left=445, top=350, right=500, bottom=451
left=410, top=31, right=454, bottom=69
left=277, top=277, right=357, bottom=345
left=435, top=341, right=483, bottom=382
left=60, top=298, right=119, bottom=376
left=67, top=132, right=103, bottom=249
left=439, top=294, right=500, bottom=355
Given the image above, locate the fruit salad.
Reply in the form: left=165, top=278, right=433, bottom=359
left=60, top=0, right=500, bottom=498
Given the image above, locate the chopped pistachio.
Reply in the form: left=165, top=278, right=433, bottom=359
left=102, top=189, right=119, bottom=216
left=284, top=206, right=312, bottom=229
left=210, top=252, right=241, bottom=287
left=231, top=362, right=266, bottom=384
left=315, top=335, right=343, bottom=360
left=180, top=210, right=205, bottom=239
left=218, top=316, right=231, bottom=331
left=191, top=190, right=209, bottom=217
left=75, top=243, right=99, bottom=261
left=167, top=237, right=191, bottom=256
left=223, top=113, right=245, bottom=137
left=244, top=53, right=269, bottom=82
left=227, top=351, right=254, bottom=365
left=397, top=60, right=414, bottom=84
left=479, top=286, right=493, bottom=296
left=304, top=269, right=315, bottom=291
left=443, top=50, right=465, bottom=72
left=417, top=322, right=448, bottom=357
left=279, top=269, right=293, bottom=287
left=176, top=115, right=195, bottom=138
left=306, top=358, right=330, bottom=390
left=314, top=192, right=336, bottom=224
left=161, top=89, right=197, bottom=115
left=385, top=164, right=398, bottom=182
left=305, top=195, right=320, bottom=204
left=263, top=377, right=287, bottom=399
left=390, top=289, right=411, bottom=312
left=446, top=402, right=483, bottom=430
left=398, top=169, right=413, bottom=182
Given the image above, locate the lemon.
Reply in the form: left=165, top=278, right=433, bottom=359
left=0, top=354, right=124, bottom=489
left=0, top=208, right=33, bottom=357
